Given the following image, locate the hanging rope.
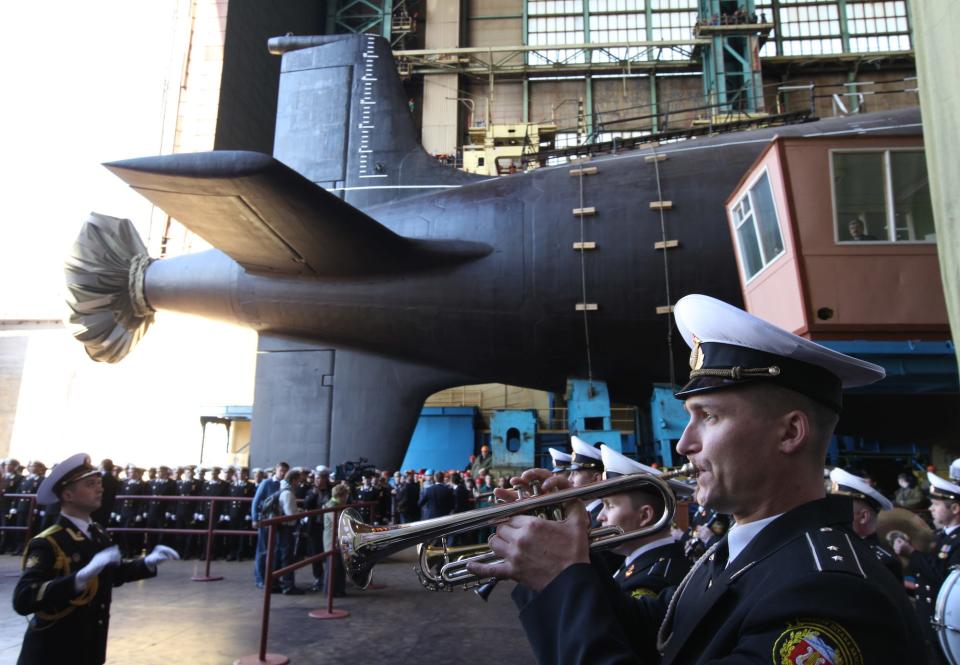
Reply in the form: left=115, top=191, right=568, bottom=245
left=651, top=146, right=677, bottom=390
left=577, top=166, right=595, bottom=388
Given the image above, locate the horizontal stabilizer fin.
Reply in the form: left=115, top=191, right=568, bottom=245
left=105, top=151, right=491, bottom=276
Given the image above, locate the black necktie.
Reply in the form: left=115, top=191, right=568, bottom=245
left=706, top=537, right=729, bottom=589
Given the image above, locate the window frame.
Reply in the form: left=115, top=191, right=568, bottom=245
left=729, top=166, right=786, bottom=284
left=829, top=147, right=935, bottom=245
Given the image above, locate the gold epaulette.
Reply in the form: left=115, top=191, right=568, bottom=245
left=34, top=524, right=62, bottom=540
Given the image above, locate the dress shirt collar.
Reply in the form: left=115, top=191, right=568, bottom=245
left=725, top=512, right=782, bottom=566
left=621, top=535, right=677, bottom=571
left=61, top=512, right=93, bottom=537
left=945, top=523, right=960, bottom=536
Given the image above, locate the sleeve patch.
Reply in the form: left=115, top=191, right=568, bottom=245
left=772, top=619, right=862, bottom=665
left=630, top=587, right=658, bottom=599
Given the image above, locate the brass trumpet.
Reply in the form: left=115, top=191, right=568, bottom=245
left=339, top=464, right=695, bottom=592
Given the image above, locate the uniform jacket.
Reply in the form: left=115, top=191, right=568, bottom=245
left=515, top=496, right=924, bottom=665
left=91, top=473, right=119, bottom=526
left=418, top=483, right=454, bottom=520
left=614, top=541, right=690, bottom=599
left=147, top=478, right=178, bottom=525
left=907, top=525, right=960, bottom=648
left=863, top=532, right=903, bottom=582
left=13, top=515, right=155, bottom=665
left=118, top=479, right=147, bottom=524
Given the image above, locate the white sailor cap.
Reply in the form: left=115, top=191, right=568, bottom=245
left=569, top=435, right=603, bottom=472
left=315, top=465, right=331, bottom=476
left=949, top=459, right=960, bottom=482
left=928, top=472, right=960, bottom=502
left=829, top=467, right=892, bottom=512
left=600, top=445, right=661, bottom=478
left=673, top=295, right=885, bottom=412
left=548, top=447, right=572, bottom=473
left=36, top=453, right=100, bottom=505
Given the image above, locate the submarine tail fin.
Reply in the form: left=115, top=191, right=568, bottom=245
left=271, top=34, right=484, bottom=212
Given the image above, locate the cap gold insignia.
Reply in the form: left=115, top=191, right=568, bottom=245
left=689, top=336, right=704, bottom=371
left=25, top=554, right=40, bottom=569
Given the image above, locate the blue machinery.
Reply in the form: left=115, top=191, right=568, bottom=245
left=696, top=0, right=770, bottom=114
left=399, top=340, right=957, bottom=472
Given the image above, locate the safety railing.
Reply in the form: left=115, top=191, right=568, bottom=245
left=108, top=494, right=257, bottom=582
left=236, top=500, right=378, bottom=665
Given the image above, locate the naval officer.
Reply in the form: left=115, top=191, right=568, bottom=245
left=12, top=453, right=179, bottom=665
left=894, top=469, right=960, bottom=665
left=548, top=447, right=571, bottom=478
left=569, top=435, right=604, bottom=527
left=598, top=445, right=690, bottom=600
left=828, top=466, right=902, bottom=581
left=469, top=294, right=923, bottom=664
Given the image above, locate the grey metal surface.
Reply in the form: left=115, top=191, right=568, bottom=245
left=68, top=33, right=923, bottom=470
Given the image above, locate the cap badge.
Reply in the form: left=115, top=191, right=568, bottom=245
left=689, top=336, right=704, bottom=371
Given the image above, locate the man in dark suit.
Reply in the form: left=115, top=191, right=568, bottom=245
left=418, top=471, right=454, bottom=520
left=469, top=294, right=924, bottom=665
left=13, top=453, right=178, bottom=665
left=396, top=470, right=421, bottom=523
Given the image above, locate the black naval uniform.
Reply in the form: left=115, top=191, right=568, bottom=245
left=13, top=516, right=155, bottom=665
left=117, top=477, right=147, bottom=556
left=613, top=539, right=690, bottom=600
left=146, top=477, right=178, bottom=548
left=863, top=532, right=903, bottom=582
left=514, top=496, right=924, bottom=665
left=907, top=525, right=960, bottom=662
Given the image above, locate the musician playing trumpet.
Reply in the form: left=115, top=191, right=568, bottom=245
left=467, top=294, right=924, bottom=665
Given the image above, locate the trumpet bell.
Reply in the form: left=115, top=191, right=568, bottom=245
left=339, top=507, right=377, bottom=589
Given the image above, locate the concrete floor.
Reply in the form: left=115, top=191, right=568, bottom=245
left=0, top=548, right=536, bottom=665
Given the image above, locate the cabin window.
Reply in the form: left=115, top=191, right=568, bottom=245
left=731, top=170, right=784, bottom=281
left=832, top=149, right=935, bottom=243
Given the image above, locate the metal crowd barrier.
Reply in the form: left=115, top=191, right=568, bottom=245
left=235, top=500, right=378, bottom=665
left=108, top=494, right=256, bottom=582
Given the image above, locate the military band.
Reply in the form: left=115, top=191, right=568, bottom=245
left=1, top=297, right=956, bottom=664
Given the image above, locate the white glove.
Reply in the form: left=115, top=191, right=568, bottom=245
left=134, top=515, right=143, bottom=523
left=75, top=545, right=121, bottom=591
left=144, top=545, right=180, bottom=568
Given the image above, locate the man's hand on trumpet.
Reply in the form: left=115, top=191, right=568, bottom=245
left=467, top=468, right=591, bottom=592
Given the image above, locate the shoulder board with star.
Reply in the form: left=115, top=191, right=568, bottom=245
left=803, top=527, right=866, bottom=578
